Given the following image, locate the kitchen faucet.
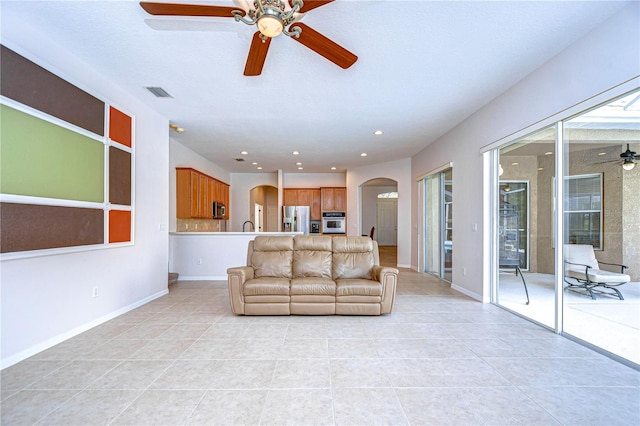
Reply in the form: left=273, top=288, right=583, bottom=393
left=243, top=221, right=255, bottom=232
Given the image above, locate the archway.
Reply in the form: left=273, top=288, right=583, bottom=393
left=360, top=178, right=398, bottom=267
left=249, top=185, right=278, bottom=232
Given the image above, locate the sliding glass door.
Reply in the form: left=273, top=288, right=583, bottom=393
left=423, top=168, right=453, bottom=282
left=491, top=89, right=639, bottom=367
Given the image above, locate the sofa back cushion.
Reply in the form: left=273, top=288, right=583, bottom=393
left=293, top=235, right=333, bottom=279
left=251, top=236, right=294, bottom=278
left=332, top=236, right=375, bottom=280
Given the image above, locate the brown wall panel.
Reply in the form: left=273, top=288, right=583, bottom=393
left=109, top=146, right=132, bottom=205
left=0, top=203, right=104, bottom=253
left=0, top=45, right=105, bottom=136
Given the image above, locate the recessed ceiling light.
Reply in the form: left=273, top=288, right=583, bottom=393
left=331, top=166, right=336, bottom=170
left=361, top=153, right=367, bottom=157
left=257, top=166, right=262, bottom=170
left=544, top=151, right=553, bottom=155
left=292, top=151, right=299, bottom=155
left=598, top=152, right=607, bottom=156
left=252, top=162, right=258, bottom=165
left=374, top=130, right=384, bottom=135
left=296, top=162, right=302, bottom=166
left=241, top=151, right=248, bottom=155
left=298, top=167, right=303, bottom=170
left=511, top=162, right=519, bottom=166
left=538, top=167, right=544, bottom=171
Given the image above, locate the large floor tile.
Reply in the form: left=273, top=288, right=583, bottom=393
left=186, top=389, right=267, bottom=425
left=111, top=389, right=205, bottom=425
left=259, top=389, right=334, bottom=425
left=37, top=389, right=142, bottom=425
left=332, top=387, right=409, bottom=425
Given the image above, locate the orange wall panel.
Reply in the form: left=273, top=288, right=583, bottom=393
left=109, top=106, right=132, bottom=147
left=109, top=210, right=131, bottom=243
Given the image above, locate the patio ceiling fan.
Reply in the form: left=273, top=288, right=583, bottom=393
left=139, top=0, right=358, bottom=76
left=598, top=144, right=638, bottom=171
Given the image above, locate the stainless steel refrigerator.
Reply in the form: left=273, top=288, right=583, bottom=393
left=283, top=206, right=310, bottom=234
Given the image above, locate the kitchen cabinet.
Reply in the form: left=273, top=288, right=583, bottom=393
left=176, top=167, right=229, bottom=219
left=284, top=188, right=321, bottom=220
left=283, top=189, right=298, bottom=206
left=321, top=187, right=346, bottom=212
left=310, top=189, right=321, bottom=220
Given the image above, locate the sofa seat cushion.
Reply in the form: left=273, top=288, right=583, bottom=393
left=336, top=279, right=382, bottom=297
left=244, top=277, right=290, bottom=296
left=291, top=277, right=336, bottom=296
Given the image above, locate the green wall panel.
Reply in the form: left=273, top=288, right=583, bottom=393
left=0, top=104, right=104, bottom=202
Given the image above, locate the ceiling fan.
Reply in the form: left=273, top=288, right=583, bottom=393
left=597, top=144, right=638, bottom=170
left=618, top=144, right=638, bottom=170
left=139, top=0, right=358, bottom=76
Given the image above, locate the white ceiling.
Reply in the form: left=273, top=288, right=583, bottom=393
left=1, top=0, right=633, bottom=173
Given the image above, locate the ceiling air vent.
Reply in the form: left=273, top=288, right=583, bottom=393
left=235, top=158, right=245, bottom=162
left=145, top=86, right=172, bottom=98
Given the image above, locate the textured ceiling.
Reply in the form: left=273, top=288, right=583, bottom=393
left=1, top=0, right=633, bottom=173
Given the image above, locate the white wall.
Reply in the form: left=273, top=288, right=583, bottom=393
left=1, top=29, right=170, bottom=367
left=169, top=139, right=231, bottom=232
left=347, top=158, right=412, bottom=268
left=283, top=173, right=346, bottom=188
left=411, top=3, right=640, bottom=301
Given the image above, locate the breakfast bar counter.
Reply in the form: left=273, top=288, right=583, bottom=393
left=169, top=232, right=302, bottom=280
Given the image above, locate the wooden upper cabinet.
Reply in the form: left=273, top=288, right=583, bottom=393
left=176, top=167, right=229, bottom=219
left=334, top=187, right=346, bottom=211
left=321, top=188, right=334, bottom=211
left=283, top=189, right=298, bottom=206
left=310, top=189, right=321, bottom=220
left=321, top=187, right=346, bottom=211
left=221, top=184, right=230, bottom=217
left=297, top=189, right=311, bottom=207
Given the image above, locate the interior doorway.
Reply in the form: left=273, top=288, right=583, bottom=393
left=249, top=185, right=277, bottom=232
left=360, top=178, right=398, bottom=265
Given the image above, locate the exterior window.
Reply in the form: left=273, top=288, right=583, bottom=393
left=565, top=173, right=602, bottom=249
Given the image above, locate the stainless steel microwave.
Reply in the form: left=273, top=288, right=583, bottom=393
left=212, top=202, right=226, bottom=219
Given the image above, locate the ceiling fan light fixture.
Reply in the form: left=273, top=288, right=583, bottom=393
left=233, top=0, right=302, bottom=39
left=257, top=13, right=283, bottom=38
left=622, top=159, right=636, bottom=171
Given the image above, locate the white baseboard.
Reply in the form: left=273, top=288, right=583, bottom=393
left=1, top=289, right=169, bottom=370
left=451, top=283, right=483, bottom=302
left=177, top=275, right=227, bottom=281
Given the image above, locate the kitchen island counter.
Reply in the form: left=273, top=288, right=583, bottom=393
left=169, top=232, right=302, bottom=280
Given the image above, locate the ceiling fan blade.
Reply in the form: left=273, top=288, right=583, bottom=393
left=296, top=0, right=334, bottom=13
left=244, top=32, right=271, bottom=76
left=140, top=2, right=242, bottom=17
left=291, top=23, right=357, bottom=69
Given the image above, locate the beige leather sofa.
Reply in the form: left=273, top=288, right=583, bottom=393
left=227, top=235, right=399, bottom=315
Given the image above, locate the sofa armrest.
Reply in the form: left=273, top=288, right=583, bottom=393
left=227, top=266, right=254, bottom=315
left=372, top=265, right=399, bottom=314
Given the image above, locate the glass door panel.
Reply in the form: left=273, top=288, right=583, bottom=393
left=562, top=90, right=640, bottom=365
left=497, top=126, right=556, bottom=328
left=423, top=168, right=453, bottom=281
left=424, top=174, right=441, bottom=276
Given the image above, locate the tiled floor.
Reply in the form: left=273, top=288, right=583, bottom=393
left=2, top=269, right=639, bottom=425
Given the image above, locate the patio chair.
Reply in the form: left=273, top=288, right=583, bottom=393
left=564, top=244, right=631, bottom=300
